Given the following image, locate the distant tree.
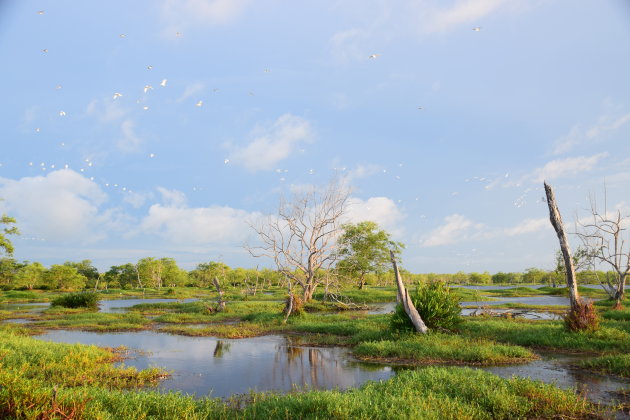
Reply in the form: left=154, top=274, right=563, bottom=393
left=104, top=263, right=137, bottom=289
left=43, top=264, right=87, bottom=290
left=0, top=213, right=19, bottom=256
left=14, top=262, right=46, bottom=290
left=161, top=258, right=188, bottom=287
left=190, top=262, right=230, bottom=287
left=522, top=268, right=548, bottom=285
left=0, top=258, right=21, bottom=289
left=469, top=271, right=491, bottom=284
left=336, top=221, right=404, bottom=289
left=576, top=193, right=630, bottom=307
left=64, top=260, right=100, bottom=288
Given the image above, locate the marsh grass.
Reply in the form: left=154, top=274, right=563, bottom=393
left=579, top=354, right=630, bottom=377
left=51, top=292, right=100, bottom=309
left=354, top=333, right=536, bottom=365
left=37, top=312, right=151, bottom=331
left=461, top=318, right=630, bottom=353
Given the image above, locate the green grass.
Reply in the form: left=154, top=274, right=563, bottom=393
left=36, top=312, right=151, bottom=332
left=353, top=333, right=536, bottom=365
left=460, top=318, right=630, bottom=353
left=579, top=354, right=630, bottom=377
left=0, top=332, right=605, bottom=420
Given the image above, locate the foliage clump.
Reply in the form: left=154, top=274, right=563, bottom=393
left=391, top=281, right=462, bottom=332
left=51, top=292, right=100, bottom=310
left=283, top=293, right=303, bottom=316
left=563, top=299, right=600, bottom=332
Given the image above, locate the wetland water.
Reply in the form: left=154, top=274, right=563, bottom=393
left=38, top=331, right=393, bottom=397
left=37, top=329, right=630, bottom=404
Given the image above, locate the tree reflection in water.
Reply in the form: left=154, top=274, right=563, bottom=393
left=213, top=340, right=231, bottom=358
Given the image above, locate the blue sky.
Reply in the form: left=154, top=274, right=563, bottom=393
left=1, top=0, right=629, bottom=273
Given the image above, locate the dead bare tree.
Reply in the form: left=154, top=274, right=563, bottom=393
left=247, top=178, right=350, bottom=302
left=390, top=250, right=428, bottom=334
left=544, top=181, right=580, bottom=310
left=576, top=192, right=629, bottom=308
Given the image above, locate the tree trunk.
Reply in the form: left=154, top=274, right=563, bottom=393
left=213, top=276, right=226, bottom=311
left=544, top=182, right=580, bottom=310
left=390, top=250, right=428, bottom=334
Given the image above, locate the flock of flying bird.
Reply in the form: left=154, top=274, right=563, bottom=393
left=17, top=9, right=490, bottom=207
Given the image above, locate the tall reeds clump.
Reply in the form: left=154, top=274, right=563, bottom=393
left=564, top=298, right=600, bottom=332
left=51, top=292, right=100, bottom=310
left=391, top=281, right=462, bottom=332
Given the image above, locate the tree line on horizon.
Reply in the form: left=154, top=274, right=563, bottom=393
left=0, top=255, right=615, bottom=292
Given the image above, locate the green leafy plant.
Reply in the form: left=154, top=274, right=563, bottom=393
left=51, top=292, right=100, bottom=310
left=391, top=281, right=462, bottom=332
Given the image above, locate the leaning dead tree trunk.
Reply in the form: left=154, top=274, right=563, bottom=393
left=390, top=250, right=428, bottom=334
left=213, top=276, right=226, bottom=312
left=544, top=182, right=580, bottom=310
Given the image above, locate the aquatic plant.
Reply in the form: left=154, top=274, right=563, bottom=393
left=50, top=292, right=100, bottom=309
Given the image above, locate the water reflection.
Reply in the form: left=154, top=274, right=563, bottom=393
left=213, top=340, right=230, bottom=358
left=38, top=331, right=392, bottom=397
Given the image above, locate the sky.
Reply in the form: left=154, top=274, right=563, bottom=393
left=1, top=0, right=629, bottom=273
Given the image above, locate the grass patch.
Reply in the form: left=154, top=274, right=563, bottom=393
left=460, top=318, right=630, bottom=353
left=353, top=333, right=536, bottom=365
left=160, top=322, right=275, bottom=338
left=579, top=354, right=630, bottom=377
left=36, top=312, right=151, bottom=332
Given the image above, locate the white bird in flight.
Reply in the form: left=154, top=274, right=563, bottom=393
left=196, top=100, right=203, bottom=107
left=58, top=111, right=66, bottom=116
left=113, top=93, right=123, bottom=99
left=143, top=106, right=149, bottom=110
left=472, top=27, right=481, bottom=32
left=147, top=65, right=153, bottom=70
left=144, top=85, right=153, bottom=93
left=224, top=159, right=229, bottom=164
left=37, top=10, right=44, bottom=15
left=368, top=54, right=379, bottom=59
left=160, top=79, right=167, bottom=87
left=119, top=34, right=126, bottom=38
left=149, top=153, right=155, bottom=158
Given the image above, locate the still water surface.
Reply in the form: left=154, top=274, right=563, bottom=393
left=37, top=329, right=630, bottom=405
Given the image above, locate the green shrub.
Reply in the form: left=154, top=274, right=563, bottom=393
left=51, top=292, right=100, bottom=309
left=391, top=282, right=462, bottom=332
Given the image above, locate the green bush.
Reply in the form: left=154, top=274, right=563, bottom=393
left=51, top=292, right=100, bottom=309
left=391, top=281, right=462, bottom=332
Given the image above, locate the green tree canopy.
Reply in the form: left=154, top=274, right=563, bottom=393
left=43, top=264, right=87, bottom=290
left=336, top=221, right=404, bottom=289
left=1, top=213, right=19, bottom=256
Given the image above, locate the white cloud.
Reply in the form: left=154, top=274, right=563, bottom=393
left=0, top=170, right=110, bottom=242
left=176, top=82, right=206, bottom=103
left=228, top=114, right=313, bottom=172
left=141, top=188, right=259, bottom=244
left=532, top=153, right=608, bottom=182
left=503, top=218, right=548, bottom=236
left=344, top=164, right=382, bottom=182
left=345, top=197, right=405, bottom=233
left=117, top=119, right=144, bottom=153
left=86, top=98, right=128, bottom=123
left=330, top=28, right=370, bottom=63
left=419, top=0, right=508, bottom=34
left=160, top=0, right=248, bottom=34
left=421, top=214, right=484, bottom=247
left=553, top=112, right=630, bottom=155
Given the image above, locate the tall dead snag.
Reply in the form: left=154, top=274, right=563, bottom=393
left=390, top=250, right=428, bottom=334
left=213, top=276, right=226, bottom=312
left=544, top=181, right=580, bottom=310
